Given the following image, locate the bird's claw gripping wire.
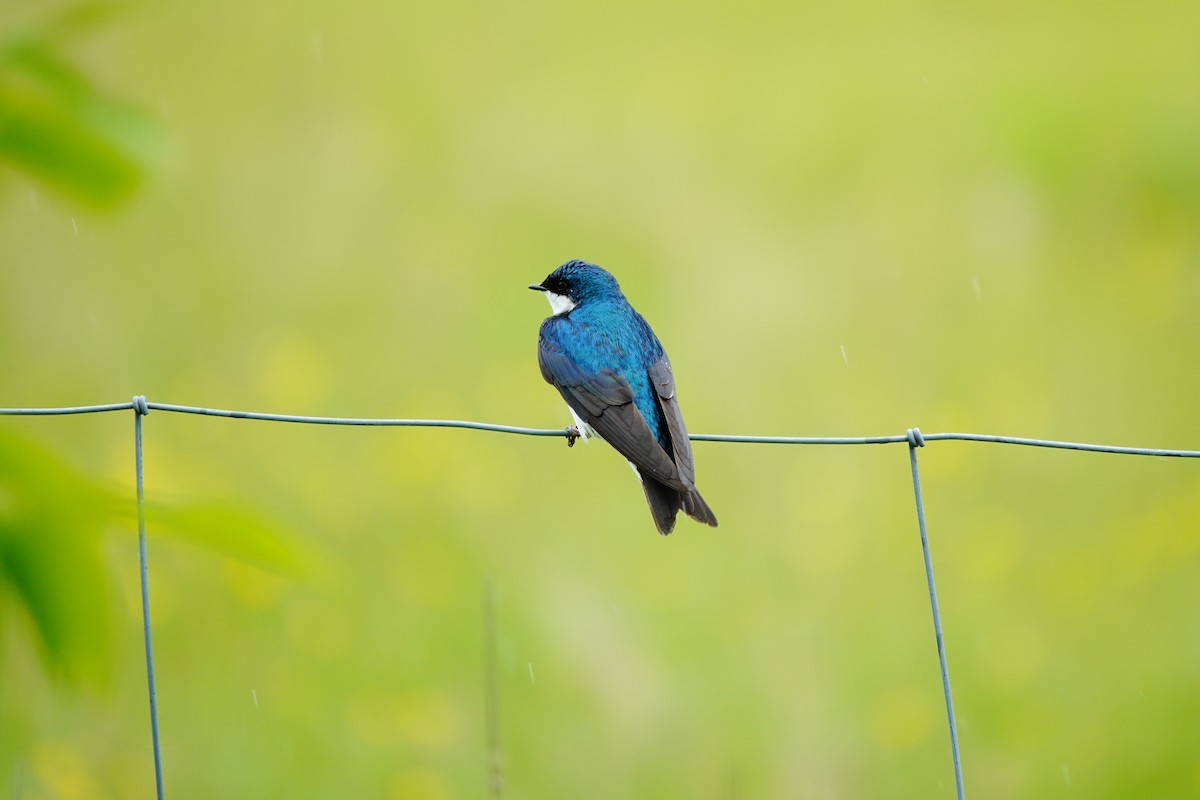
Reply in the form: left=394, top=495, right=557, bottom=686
left=565, top=425, right=582, bottom=447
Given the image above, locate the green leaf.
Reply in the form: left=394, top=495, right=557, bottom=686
left=0, top=2, right=158, bottom=208
left=0, top=430, right=113, bottom=685
left=140, top=500, right=318, bottom=576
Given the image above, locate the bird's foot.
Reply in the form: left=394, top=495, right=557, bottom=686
left=565, top=426, right=582, bottom=447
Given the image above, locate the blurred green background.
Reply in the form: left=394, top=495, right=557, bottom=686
left=2, top=0, right=1199, bottom=797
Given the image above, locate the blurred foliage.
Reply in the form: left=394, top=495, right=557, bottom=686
left=1, top=0, right=1199, bottom=798
left=0, top=426, right=311, bottom=681
left=0, top=2, right=157, bottom=207
left=0, top=427, right=113, bottom=687
left=0, top=424, right=314, bottom=797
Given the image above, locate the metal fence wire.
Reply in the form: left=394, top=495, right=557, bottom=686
left=4, top=395, right=1200, bottom=800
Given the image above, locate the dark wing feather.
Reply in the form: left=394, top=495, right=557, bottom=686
left=538, top=337, right=686, bottom=491
left=648, top=355, right=719, bottom=528
left=647, top=356, right=695, bottom=485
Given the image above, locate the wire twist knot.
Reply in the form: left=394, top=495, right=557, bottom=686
left=132, top=395, right=150, bottom=416
left=906, top=427, right=925, bottom=448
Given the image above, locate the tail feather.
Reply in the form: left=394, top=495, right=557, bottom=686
left=641, top=476, right=682, bottom=535
left=682, top=487, right=718, bottom=528
left=639, top=472, right=719, bottom=535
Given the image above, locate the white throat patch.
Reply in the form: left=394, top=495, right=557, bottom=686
left=542, top=290, right=577, bottom=316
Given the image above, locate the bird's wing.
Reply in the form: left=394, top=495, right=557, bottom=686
left=538, top=337, right=686, bottom=490
left=647, top=355, right=696, bottom=486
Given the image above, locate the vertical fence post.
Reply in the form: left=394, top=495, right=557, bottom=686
left=133, top=396, right=165, bottom=800
left=906, top=428, right=965, bottom=800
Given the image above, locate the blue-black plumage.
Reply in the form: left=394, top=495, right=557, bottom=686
left=530, top=260, right=718, bottom=535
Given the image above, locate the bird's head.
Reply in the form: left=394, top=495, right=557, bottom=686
left=529, top=260, right=622, bottom=315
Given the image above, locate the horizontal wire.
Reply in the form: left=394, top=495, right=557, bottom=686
left=145, top=402, right=567, bottom=436
left=1, top=400, right=1198, bottom=457
left=691, top=433, right=906, bottom=445
left=921, top=432, right=1199, bottom=458
left=0, top=401, right=137, bottom=415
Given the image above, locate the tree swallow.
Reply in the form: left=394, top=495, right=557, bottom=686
left=530, top=260, right=718, bottom=535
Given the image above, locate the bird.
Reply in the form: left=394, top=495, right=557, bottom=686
left=530, top=260, right=718, bottom=535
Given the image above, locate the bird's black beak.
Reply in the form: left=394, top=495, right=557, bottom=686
left=528, top=283, right=545, bottom=292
